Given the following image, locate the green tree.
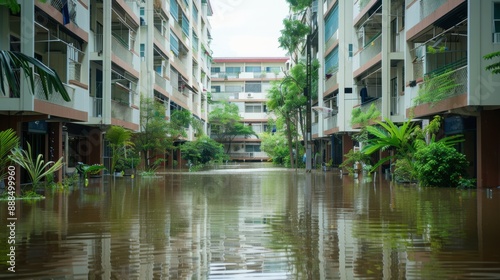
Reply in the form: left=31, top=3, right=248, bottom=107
left=209, top=101, right=257, bottom=153
left=278, top=19, right=310, bottom=62
left=180, top=136, right=225, bottom=165
left=260, top=132, right=290, bottom=165
left=105, top=126, right=133, bottom=174
left=414, top=142, right=469, bottom=187
left=484, top=50, right=500, bottom=74
left=134, top=96, right=170, bottom=169
left=0, top=129, right=19, bottom=182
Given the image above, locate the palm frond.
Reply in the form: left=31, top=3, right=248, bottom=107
left=0, top=50, right=70, bottom=101
left=0, top=128, right=20, bottom=181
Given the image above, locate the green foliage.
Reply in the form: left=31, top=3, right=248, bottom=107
left=180, top=136, right=225, bottom=165
left=260, top=132, right=290, bottom=166
left=285, top=0, right=313, bottom=11
left=0, top=50, right=70, bottom=101
left=9, top=142, right=63, bottom=190
left=483, top=50, right=500, bottom=75
left=393, top=158, right=417, bottom=183
left=414, top=142, right=469, bottom=187
left=278, top=18, right=310, bottom=60
left=135, top=96, right=170, bottom=169
left=0, top=128, right=19, bottom=181
left=351, top=103, right=381, bottom=127
left=414, top=69, right=461, bottom=106
left=339, top=149, right=371, bottom=175
left=209, top=102, right=256, bottom=152
left=105, top=126, right=133, bottom=173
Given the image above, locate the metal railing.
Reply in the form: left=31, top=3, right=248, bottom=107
left=112, top=35, right=133, bottom=63
left=94, top=97, right=103, bottom=118
left=34, top=73, right=75, bottom=106
left=360, top=33, right=382, bottom=66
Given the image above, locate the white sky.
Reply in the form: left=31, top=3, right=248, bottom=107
left=209, top=0, right=290, bottom=57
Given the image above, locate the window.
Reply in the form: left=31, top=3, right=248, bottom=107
left=245, top=81, right=261, bottom=92
left=495, top=3, right=500, bottom=41
left=140, top=7, right=145, bottom=16
left=325, top=46, right=339, bottom=75
left=211, top=67, right=221, bottom=73
left=170, top=0, right=179, bottom=21
left=140, top=44, right=145, bottom=57
left=226, top=66, right=241, bottom=73
left=192, top=30, right=199, bottom=51
left=245, top=145, right=261, bottom=152
left=245, top=66, right=261, bottom=72
left=170, top=33, right=179, bottom=56
left=181, top=13, right=189, bottom=36
left=211, top=85, right=221, bottom=92
left=324, top=4, right=339, bottom=41
left=192, top=5, right=198, bottom=23
left=245, top=103, right=262, bottom=113
left=225, top=85, right=242, bottom=92
left=265, top=66, right=281, bottom=73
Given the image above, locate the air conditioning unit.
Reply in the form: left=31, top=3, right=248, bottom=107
left=247, top=93, right=253, bottom=98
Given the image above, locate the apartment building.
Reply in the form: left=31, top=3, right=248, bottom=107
left=295, top=0, right=500, bottom=187
left=210, top=57, right=288, bottom=161
left=0, top=0, right=213, bottom=181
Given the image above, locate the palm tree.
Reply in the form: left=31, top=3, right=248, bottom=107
left=0, top=1, right=70, bottom=101
left=105, top=126, right=133, bottom=175
left=0, top=128, right=19, bottom=182
left=0, top=50, right=70, bottom=101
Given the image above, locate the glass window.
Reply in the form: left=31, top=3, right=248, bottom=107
left=325, top=46, right=339, bottom=75
left=245, top=66, right=261, bottom=72
left=245, top=145, right=261, bottom=152
left=495, top=3, right=500, bottom=33
left=245, top=104, right=262, bottom=113
left=192, top=5, right=198, bottom=23
left=170, top=33, right=179, bottom=56
left=324, top=4, right=339, bottom=41
left=211, top=67, right=220, bottom=73
left=245, top=82, right=261, bottom=92
left=226, top=67, right=241, bottom=73
left=265, top=66, right=281, bottom=73
left=225, top=85, right=242, bottom=92
left=181, top=13, right=189, bottom=36
left=140, top=7, right=145, bottom=16
left=211, top=85, right=221, bottom=92
left=140, top=44, right=145, bottom=57
left=170, top=0, right=179, bottom=21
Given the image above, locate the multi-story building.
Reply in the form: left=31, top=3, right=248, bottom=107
left=210, top=57, right=289, bottom=161
left=296, top=0, right=500, bottom=187
left=0, top=0, right=213, bottom=181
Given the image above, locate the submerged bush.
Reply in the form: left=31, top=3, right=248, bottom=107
left=414, top=142, right=468, bottom=187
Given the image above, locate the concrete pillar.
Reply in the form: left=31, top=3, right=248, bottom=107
left=477, top=110, right=500, bottom=188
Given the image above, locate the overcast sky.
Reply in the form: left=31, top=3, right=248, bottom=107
left=209, top=0, right=290, bottom=57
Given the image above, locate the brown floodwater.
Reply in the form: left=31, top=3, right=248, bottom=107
left=1, top=164, right=500, bottom=279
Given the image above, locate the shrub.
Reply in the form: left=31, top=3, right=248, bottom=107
left=414, top=142, right=468, bottom=187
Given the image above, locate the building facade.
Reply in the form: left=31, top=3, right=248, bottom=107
left=297, top=0, right=500, bottom=187
left=0, top=0, right=213, bottom=181
left=210, top=57, right=289, bottom=161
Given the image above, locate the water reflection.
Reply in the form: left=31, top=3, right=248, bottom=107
left=1, top=167, right=500, bottom=279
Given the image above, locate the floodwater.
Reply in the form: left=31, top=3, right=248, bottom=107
left=1, top=164, right=500, bottom=279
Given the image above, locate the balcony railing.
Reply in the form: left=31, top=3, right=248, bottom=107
left=111, top=35, right=133, bottom=63
left=34, top=73, right=75, bottom=107
left=155, top=72, right=168, bottom=90
left=360, top=97, right=382, bottom=113
left=111, top=100, right=134, bottom=122
left=154, top=27, right=168, bottom=47
left=360, top=33, right=382, bottom=67
left=324, top=114, right=338, bottom=131
left=415, top=65, right=467, bottom=105
left=325, top=71, right=338, bottom=91
left=93, top=97, right=103, bottom=118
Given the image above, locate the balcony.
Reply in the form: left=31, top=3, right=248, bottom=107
left=111, top=100, right=138, bottom=124
left=359, top=33, right=382, bottom=68
left=325, top=71, right=338, bottom=92
left=112, top=35, right=133, bottom=64
left=154, top=27, right=169, bottom=49
left=414, top=65, right=467, bottom=106
left=324, top=114, right=338, bottom=131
